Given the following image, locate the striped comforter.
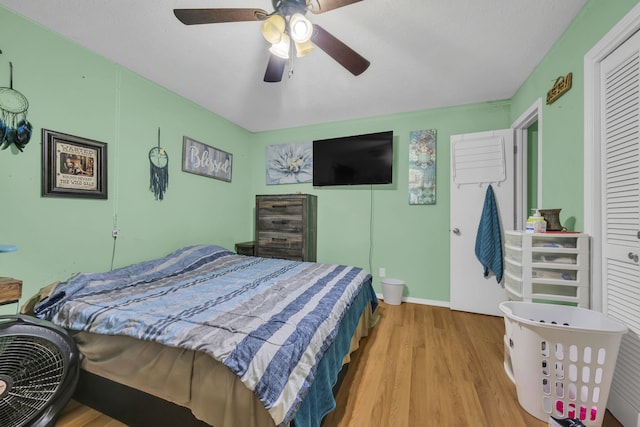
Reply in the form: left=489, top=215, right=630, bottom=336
left=34, top=245, right=375, bottom=426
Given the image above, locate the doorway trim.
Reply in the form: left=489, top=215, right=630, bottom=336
left=584, top=2, right=640, bottom=313
left=511, top=98, right=542, bottom=230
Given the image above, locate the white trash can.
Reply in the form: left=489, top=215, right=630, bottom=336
left=381, top=278, right=404, bottom=305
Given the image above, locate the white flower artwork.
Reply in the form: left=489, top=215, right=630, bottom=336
left=266, top=141, right=313, bottom=185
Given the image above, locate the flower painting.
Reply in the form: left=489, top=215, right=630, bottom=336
left=266, top=141, right=313, bottom=185
left=408, top=129, right=436, bottom=205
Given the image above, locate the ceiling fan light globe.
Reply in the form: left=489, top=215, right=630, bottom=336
left=295, top=40, right=314, bottom=57
left=289, top=13, right=313, bottom=43
left=261, top=14, right=286, bottom=44
left=269, top=33, right=291, bottom=59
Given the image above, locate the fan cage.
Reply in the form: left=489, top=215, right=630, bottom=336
left=0, top=316, right=78, bottom=427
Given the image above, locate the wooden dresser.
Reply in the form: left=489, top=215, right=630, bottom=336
left=255, top=194, right=317, bottom=261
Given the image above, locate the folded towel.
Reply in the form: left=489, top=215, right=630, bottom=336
left=474, top=185, right=503, bottom=283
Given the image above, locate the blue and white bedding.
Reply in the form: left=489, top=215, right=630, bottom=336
left=35, top=245, right=376, bottom=427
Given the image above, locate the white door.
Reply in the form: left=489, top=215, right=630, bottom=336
left=599, top=29, right=640, bottom=426
left=450, top=129, right=515, bottom=316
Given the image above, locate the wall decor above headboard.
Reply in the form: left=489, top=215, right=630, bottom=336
left=0, top=61, right=32, bottom=152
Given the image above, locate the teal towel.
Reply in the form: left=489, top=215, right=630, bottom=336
left=474, top=185, right=503, bottom=283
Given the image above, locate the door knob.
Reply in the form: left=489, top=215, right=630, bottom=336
left=628, top=252, right=639, bottom=263
left=452, top=228, right=461, bottom=235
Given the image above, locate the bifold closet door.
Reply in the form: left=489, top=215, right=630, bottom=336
left=600, top=28, right=640, bottom=425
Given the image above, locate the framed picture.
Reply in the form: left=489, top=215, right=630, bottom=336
left=408, top=129, right=436, bottom=205
left=182, top=136, right=232, bottom=182
left=42, top=129, right=108, bottom=199
left=265, top=141, right=312, bottom=185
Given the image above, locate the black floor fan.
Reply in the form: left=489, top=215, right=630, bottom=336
left=0, top=315, right=79, bottom=427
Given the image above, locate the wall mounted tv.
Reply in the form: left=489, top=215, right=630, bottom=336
left=312, top=130, right=394, bottom=186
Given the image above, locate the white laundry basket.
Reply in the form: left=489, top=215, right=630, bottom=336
left=499, top=301, right=627, bottom=427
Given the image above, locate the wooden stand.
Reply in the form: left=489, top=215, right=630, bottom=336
left=0, top=277, right=22, bottom=306
left=234, top=241, right=255, bottom=256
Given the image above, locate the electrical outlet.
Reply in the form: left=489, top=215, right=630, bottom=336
left=112, top=228, right=120, bottom=238
left=379, top=267, right=385, bottom=278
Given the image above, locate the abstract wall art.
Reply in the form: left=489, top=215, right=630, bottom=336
left=408, top=129, right=436, bottom=205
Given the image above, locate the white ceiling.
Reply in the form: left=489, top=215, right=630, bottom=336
left=0, top=0, right=586, bottom=132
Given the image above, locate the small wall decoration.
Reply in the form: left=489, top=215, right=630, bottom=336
left=546, top=72, right=572, bottom=105
left=265, top=141, right=312, bottom=185
left=149, top=127, right=169, bottom=200
left=182, top=136, right=232, bottom=182
left=42, top=129, right=108, bottom=199
left=408, top=129, right=436, bottom=205
left=0, top=62, right=32, bottom=152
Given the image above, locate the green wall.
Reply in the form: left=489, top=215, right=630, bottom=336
left=0, top=6, right=254, bottom=314
left=250, top=103, right=511, bottom=302
left=510, top=0, right=640, bottom=232
left=2, top=0, right=639, bottom=314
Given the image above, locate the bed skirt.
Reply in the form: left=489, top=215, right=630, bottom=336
left=72, top=302, right=376, bottom=427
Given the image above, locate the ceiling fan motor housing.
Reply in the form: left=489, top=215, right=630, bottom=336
left=273, top=0, right=310, bottom=17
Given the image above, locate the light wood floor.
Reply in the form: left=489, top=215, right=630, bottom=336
left=55, top=302, right=623, bottom=427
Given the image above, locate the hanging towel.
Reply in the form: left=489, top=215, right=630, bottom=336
left=474, top=185, right=503, bottom=284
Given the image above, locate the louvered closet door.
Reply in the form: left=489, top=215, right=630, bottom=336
left=600, top=29, right=640, bottom=425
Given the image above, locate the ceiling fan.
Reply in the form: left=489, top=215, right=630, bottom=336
left=174, top=0, right=370, bottom=83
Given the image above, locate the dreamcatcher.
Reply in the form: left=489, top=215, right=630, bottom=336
left=0, top=62, right=32, bottom=152
left=149, top=127, right=169, bottom=200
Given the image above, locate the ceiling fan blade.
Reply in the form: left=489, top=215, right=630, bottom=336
left=310, top=25, right=370, bottom=76
left=309, top=0, right=363, bottom=14
left=174, top=8, right=268, bottom=25
left=264, top=54, right=286, bottom=83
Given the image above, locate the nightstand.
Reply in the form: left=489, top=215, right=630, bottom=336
left=0, top=277, right=22, bottom=307
left=235, top=241, right=255, bottom=256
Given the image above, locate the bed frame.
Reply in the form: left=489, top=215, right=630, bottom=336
left=74, top=370, right=210, bottom=427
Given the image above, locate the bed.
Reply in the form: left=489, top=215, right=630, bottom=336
left=29, top=244, right=378, bottom=427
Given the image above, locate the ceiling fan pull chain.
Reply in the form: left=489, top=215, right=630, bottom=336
left=288, top=44, right=295, bottom=78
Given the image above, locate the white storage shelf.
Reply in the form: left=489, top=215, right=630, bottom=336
left=503, top=231, right=590, bottom=308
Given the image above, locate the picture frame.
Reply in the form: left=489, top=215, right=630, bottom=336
left=42, top=129, right=108, bottom=199
left=408, top=129, right=437, bottom=205
left=182, top=136, right=232, bottom=182
left=265, top=141, right=312, bottom=185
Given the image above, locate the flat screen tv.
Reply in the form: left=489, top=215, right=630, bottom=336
left=312, top=131, right=393, bottom=186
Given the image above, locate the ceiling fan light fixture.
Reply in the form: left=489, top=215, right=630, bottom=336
left=295, top=40, right=314, bottom=57
left=261, top=14, right=286, bottom=44
left=269, top=33, right=291, bottom=59
left=289, top=13, right=313, bottom=43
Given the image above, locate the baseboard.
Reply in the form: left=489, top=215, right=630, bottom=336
left=607, top=388, right=640, bottom=427
left=375, top=293, right=450, bottom=308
